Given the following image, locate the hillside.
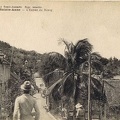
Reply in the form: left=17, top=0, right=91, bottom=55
left=0, top=40, right=120, bottom=79
left=0, top=40, right=42, bottom=75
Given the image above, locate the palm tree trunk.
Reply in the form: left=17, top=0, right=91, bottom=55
left=73, top=72, right=77, bottom=120
left=88, top=54, right=92, bottom=120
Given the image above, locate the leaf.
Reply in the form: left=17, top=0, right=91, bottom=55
left=91, top=52, right=102, bottom=59
left=91, top=59, right=103, bottom=71
left=58, top=38, right=70, bottom=52
left=75, top=38, right=92, bottom=54
left=46, top=72, right=72, bottom=95
left=74, top=39, right=92, bottom=65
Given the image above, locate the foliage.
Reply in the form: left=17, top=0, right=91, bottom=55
left=59, top=38, right=92, bottom=72
left=43, top=39, right=108, bottom=109
left=103, top=57, right=120, bottom=78
left=0, top=40, right=42, bottom=76
left=39, top=52, right=66, bottom=86
left=0, top=40, right=43, bottom=117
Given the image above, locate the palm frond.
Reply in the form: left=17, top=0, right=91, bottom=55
left=91, top=59, right=103, bottom=72
left=47, top=78, right=63, bottom=95
left=47, top=72, right=72, bottom=95
left=80, top=52, right=103, bottom=73
left=58, top=38, right=70, bottom=51
left=62, top=74, right=74, bottom=97
left=68, top=42, right=75, bottom=54
left=75, top=38, right=93, bottom=54
left=91, top=77, right=102, bottom=92
left=74, top=39, right=93, bottom=65
left=77, top=73, right=106, bottom=102
left=44, top=69, right=64, bottom=77
left=91, top=52, right=102, bottom=59
left=90, top=76, right=106, bottom=101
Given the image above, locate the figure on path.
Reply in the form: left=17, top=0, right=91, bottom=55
left=13, top=81, right=40, bottom=120
left=75, top=102, right=85, bottom=120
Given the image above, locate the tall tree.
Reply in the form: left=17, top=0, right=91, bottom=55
left=45, top=38, right=107, bottom=120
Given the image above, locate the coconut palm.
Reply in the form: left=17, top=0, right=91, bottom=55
left=42, top=38, right=116, bottom=120
left=51, top=39, right=104, bottom=97
left=44, top=38, right=108, bottom=120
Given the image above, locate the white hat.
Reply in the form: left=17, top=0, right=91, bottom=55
left=21, top=81, right=32, bottom=90
left=75, top=103, right=82, bottom=109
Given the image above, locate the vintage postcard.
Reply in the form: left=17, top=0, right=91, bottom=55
left=0, top=1, right=119, bottom=120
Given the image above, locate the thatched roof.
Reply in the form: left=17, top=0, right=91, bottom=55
left=104, top=79, right=120, bottom=107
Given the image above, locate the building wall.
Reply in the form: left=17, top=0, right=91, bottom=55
left=0, top=63, right=10, bottom=119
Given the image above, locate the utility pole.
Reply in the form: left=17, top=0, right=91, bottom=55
left=88, top=53, right=91, bottom=120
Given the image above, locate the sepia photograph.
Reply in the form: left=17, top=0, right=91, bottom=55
left=0, top=1, right=120, bottom=120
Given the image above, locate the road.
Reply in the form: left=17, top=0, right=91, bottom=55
left=34, top=77, right=56, bottom=120
left=34, top=93, right=56, bottom=120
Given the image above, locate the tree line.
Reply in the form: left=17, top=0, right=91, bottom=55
left=0, top=40, right=120, bottom=79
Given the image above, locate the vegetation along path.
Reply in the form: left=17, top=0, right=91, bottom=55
left=33, top=78, right=57, bottom=120
left=33, top=93, right=56, bottom=120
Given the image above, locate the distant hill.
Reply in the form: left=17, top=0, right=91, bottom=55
left=0, top=40, right=42, bottom=75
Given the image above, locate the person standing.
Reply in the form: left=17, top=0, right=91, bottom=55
left=75, top=102, right=85, bottom=120
left=13, top=81, right=40, bottom=120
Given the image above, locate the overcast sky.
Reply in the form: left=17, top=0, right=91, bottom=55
left=0, top=2, right=120, bottom=59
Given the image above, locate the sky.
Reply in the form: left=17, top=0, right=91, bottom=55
left=0, top=2, right=120, bottom=59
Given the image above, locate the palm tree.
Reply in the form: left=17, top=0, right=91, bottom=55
left=44, top=38, right=108, bottom=120
left=41, top=38, right=115, bottom=120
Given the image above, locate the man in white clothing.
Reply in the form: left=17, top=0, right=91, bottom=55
left=13, top=81, right=40, bottom=120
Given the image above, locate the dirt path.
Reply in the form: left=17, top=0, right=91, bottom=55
left=34, top=77, right=57, bottom=120
left=34, top=93, right=56, bottom=120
